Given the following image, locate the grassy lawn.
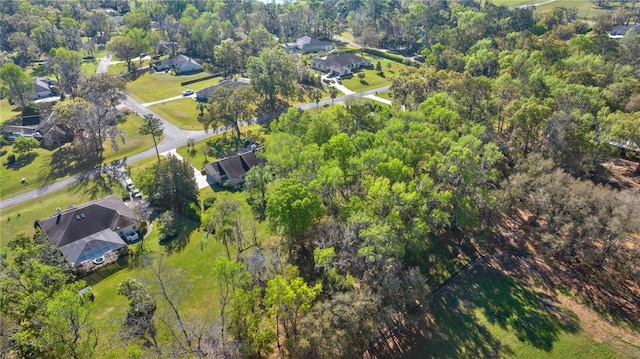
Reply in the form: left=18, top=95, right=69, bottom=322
left=126, top=72, right=223, bottom=104
left=86, top=185, right=266, bottom=356
left=0, top=98, right=21, bottom=124
left=81, top=59, right=99, bottom=76
left=148, top=98, right=201, bottom=130
left=535, top=0, right=610, bottom=19
left=0, top=177, right=124, bottom=245
left=338, top=30, right=356, bottom=42
left=0, top=113, right=157, bottom=201
left=376, top=90, right=393, bottom=101
left=341, top=54, right=406, bottom=93
left=108, top=59, right=152, bottom=76
left=176, top=124, right=265, bottom=169
left=396, top=264, right=627, bottom=359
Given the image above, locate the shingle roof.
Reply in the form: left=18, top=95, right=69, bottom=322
left=157, top=55, right=200, bottom=69
left=205, top=151, right=265, bottom=180
left=196, top=78, right=250, bottom=100
left=37, top=194, right=136, bottom=250
left=315, top=53, right=368, bottom=68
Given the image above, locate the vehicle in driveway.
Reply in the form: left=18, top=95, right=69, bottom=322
left=182, top=89, right=194, bottom=96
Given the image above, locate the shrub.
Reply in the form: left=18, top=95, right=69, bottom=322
left=6, top=154, right=16, bottom=165
left=203, top=196, right=216, bottom=210
left=122, top=190, right=130, bottom=201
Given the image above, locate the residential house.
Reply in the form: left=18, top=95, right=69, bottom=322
left=204, top=147, right=265, bottom=187
left=609, top=25, right=640, bottom=39
left=1, top=111, right=72, bottom=149
left=287, top=36, right=334, bottom=53
left=33, top=77, right=54, bottom=99
left=36, top=195, right=139, bottom=273
left=196, top=78, right=250, bottom=102
left=154, top=54, right=202, bottom=73
left=311, top=53, right=372, bottom=77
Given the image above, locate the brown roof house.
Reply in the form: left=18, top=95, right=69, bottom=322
left=311, top=53, right=371, bottom=77
left=204, top=147, right=265, bottom=187
left=37, top=195, right=139, bottom=273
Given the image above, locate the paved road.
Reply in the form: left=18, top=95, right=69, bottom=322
left=141, top=94, right=196, bottom=107
left=0, top=53, right=391, bottom=210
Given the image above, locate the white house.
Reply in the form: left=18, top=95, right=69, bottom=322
left=311, top=53, right=371, bottom=76
left=33, top=77, right=54, bottom=99
left=155, top=55, right=202, bottom=73
left=287, top=36, right=334, bottom=53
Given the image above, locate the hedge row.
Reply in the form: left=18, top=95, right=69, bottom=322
left=180, top=72, right=224, bottom=86
left=362, top=48, right=413, bottom=65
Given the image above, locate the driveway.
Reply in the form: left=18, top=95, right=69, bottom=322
left=322, top=74, right=391, bottom=105
left=141, top=94, right=196, bottom=107
left=160, top=149, right=210, bottom=190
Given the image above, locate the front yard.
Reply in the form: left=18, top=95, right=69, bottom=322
left=126, top=71, right=223, bottom=104
left=341, top=53, right=407, bottom=92
left=148, top=98, right=202, bottom=130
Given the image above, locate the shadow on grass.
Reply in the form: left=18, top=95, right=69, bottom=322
left=69, top=159, right=127, bottom=200
left=159, top=217, right=199, bottom=255
left=360, top=79, right=369, bottom=86
left=5, top=152, right=37, bottom=170
left=376, top=264, right=580, bottom=358
left=46, top=145, right=103, bottom=183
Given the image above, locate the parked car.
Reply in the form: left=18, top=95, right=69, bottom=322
left=125, top=178, right=134, bottom=190
left=182, top=89, right=194, bottom=96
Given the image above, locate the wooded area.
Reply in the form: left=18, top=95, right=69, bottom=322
left=1, top=0, right=640, bottom=358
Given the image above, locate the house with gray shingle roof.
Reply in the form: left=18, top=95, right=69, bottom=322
left=196, top=78, right=250, bottom=102
left=287, top=36, right=334, bottom=53
left=311, top=53, right=371, bottom=76
left=36, top=195, right=139, bottom=273
left=204, top=148, right=265, bottom=187
left=154, top=54, right=202, bottom=73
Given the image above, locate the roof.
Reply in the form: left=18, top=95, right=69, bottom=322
left=58, top=228, right=127, bottom=267
left=313, top=53, right=369, bottom=69
left=33, top=77, right=53, bottom=93
left=295, top=36, right=333, bottom=49
left=157, top=54, right=200, bottom=69
left=205, top=150, right=265, bottom=180
left=37, top=195, right=136, bottom=265
left=196, top=78, right=250, bottom=99
left=609, top=25, right=640, bottom=39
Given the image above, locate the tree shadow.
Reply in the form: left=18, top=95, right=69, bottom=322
left=69, top=159, right=127, bottom=200
left=360, top=80, right=369, bottom=86
left=31, top=64, right=54, bottom=77
left=159, top=218, right=198, bottom=255
left=5, top=152, right=37, bottom=170
left=373, top=262, right=580, bottom=358
left=46, top=145, right=102, bottom=183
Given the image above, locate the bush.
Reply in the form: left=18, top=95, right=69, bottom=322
left=6, top=154, right=15, bottom=165
left=203, top=196, right=216, bottom=210
left=122, top=190, right=130, bottom=201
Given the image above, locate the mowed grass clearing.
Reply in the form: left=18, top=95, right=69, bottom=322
left=148, top=98, right=201, bottom=130
left=0, top=98, right=21, bottom=124
left=0, top=113, right=157, bottom=200
left=341, top=53, right=407, bottom=93
left=392, top=263, right=629, bottom=359
left=535, top=0, right=611, bottom=19
left=126, top=71, right=223, bottom=104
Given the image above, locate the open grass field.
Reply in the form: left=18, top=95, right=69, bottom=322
left=81, top=59, right=99, bottom=76
left=380, top=255, right=636, bottom=359
left=535, top=0, right=611, bottom=19
left=108, top=59, right=152, bottom=76
left=126, top=72, right=223, bottom=104
left=148, top=98, right=202, bottom=130
left=341, top=54, right=406, bottom=93
left=0, top=113, right=156, bottom=201
left=0, top=98, right=21, bottom=124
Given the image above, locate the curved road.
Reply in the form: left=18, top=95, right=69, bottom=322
left=0, top=53, right=391, bottom=210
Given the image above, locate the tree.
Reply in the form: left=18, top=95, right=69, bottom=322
left=211, top=259, right=250, bottom=341
left=136, top=154, right=198, bottom=215
left=12, top=136, right=40, bottom=156
left=139, top=114, right=163, bottom=162
left=107, top=35, right=138, bottom=73
left=158, top=210, right=180, bottom=241
left=328, top=86, right=338, bottom=105
left=41, top=282, right=98, bottom=359
left=266, top=179, right=325, bottom=241
left=200, top=86, right=255, bottom=151
left=245, top=164, right=272, bottom=221
left=0, top=62, right=34, bottom=109
left=50, top=47, right=83, bottom=98
left=202, top=193, right=248, bottom=260
left=118, top=279, right=157, bottom=345
left=54, top=75, right=126, bottom=158
left=215, top=39, right=240, bottom=77
left=310, top=88, right=322, bottom=109
left=246, top=47, right=297, bottom=105
left=357, top=71, right=366, bottom=82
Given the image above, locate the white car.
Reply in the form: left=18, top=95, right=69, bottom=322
left=182, top=89, right=194, bottom=96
